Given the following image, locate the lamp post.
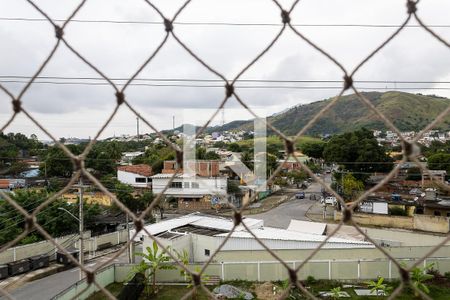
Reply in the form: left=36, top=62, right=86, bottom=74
left=58, top=177, right=88, bottom=280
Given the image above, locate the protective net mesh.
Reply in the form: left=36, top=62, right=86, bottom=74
left=0, top=0, right=449, bottom=299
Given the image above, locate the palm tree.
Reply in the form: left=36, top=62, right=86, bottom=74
left=130, top=241, right=175, bottom=294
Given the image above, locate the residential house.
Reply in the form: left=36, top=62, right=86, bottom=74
left=117, top=164, right=153, bottom=188
left=152, top=160, right=227, bottom=210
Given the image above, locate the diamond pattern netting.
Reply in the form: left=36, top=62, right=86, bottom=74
left=0, top=0, right=449, bottom=299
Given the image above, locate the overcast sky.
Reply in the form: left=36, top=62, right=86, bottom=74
left=0, top=0, right=449, bottom=140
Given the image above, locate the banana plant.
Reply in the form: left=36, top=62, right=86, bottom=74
left=130, top=241, right=175, bottom=294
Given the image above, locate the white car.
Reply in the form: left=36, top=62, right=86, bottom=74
left=320, top=196, right=337, bottom=206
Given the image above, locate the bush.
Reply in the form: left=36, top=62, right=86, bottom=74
left=389, top=207, right=407, bottom=216
left=444, top=272, right=450, bottom=280
left=306, top=275, right=317, bottom=285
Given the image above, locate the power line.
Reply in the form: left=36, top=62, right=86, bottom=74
left=1, top=75, right=449, bottom=84
left=2, top=80, right=450, bottom=90
left=1, top=17, right=450, bottom=28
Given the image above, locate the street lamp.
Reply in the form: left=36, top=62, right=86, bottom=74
left=57, top=207, right=79, bottom=222
left=58, top=203, right=83, bottom=280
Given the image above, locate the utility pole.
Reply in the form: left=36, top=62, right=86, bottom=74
left=172, top=115, right=175, bottom=130
left=136, top=117, right=140, bottom=141
left=73, top=178, right=88, bottom=280
left=78, top=178, right=84, bottom=280
left=126, top=213, right=131, bottom=263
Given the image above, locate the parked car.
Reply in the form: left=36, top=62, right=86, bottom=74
left=409, top=188, right=422, bottom=196
left=320, top=196, right=337, bottom=206
left=295, top=192, right=305, bottom=199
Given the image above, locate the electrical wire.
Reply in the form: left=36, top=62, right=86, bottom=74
left=1, top=17, right=450, bottom=28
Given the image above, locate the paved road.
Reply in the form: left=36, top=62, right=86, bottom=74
left=252, top=174, right=330, bottom=228
left=4, top=250, right=130, bottom=300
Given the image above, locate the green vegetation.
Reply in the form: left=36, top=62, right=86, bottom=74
left=88, top=277, right=450, bottom=300
left=0, top=133, right=44, bottom=175
left=324, top=128, right=393, bottom=181
left=341, top=173, right=365, bottom=201
left=427, top=153, right=450, bottom=173
left=217, top=91, right=450, bottom=135
left=129, top=241, right=176, bottom=295
left=0, top=190, right=100, bottom=245
left=365, top=277, right=392, bottom=296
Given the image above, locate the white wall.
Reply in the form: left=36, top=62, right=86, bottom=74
left=117, top=170, right=150, bottom=188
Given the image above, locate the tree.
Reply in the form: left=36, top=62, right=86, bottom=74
left=342, top=173, right=364, bottom=201
left=8, top=161, right=29, bottom=176
left=323, top=128, right=393, bottom=181
left=287, top=170, right=308, bottom=187
left=204, top=151, right=220, bottom=160
left=131, top=241, right=175, bottom=294
left=301, top=141, right=325, bottom=159
left=0, top=189, right=100, bottom=245
left=427, top=153, right=450, bottom=173
left=227, top=143, right=241, bottom=152
left=42, top=144, right=81, bottom=177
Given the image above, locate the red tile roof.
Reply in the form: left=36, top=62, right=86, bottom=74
left=117, top=164, right=153, bottom=177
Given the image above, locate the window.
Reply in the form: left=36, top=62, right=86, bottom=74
left=170, top=182, right=182, bottom=188
left=191, top=182, right=199, bottom=189
left=147, top=178, right=152, bottom=183
left=204, top=249, right=210, bottom=256
left=135, top=177, right=146, bottom=183
left=434, top=211, right=441, bottom=216
left=184, top=182, right=190, bottom=188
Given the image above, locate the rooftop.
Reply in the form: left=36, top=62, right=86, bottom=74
left=117, top=164, right=153, bottom=177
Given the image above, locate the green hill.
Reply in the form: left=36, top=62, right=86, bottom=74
left=220, top=91, right=450, bottom=135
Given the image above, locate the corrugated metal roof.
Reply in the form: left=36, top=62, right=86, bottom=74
left=133, top=214, right=371, bottom=248
left=287, top=220, right=326, bottom=235
left=132, top=213, right=263, bottom=241
left=215, top=227, right=372, bottom=246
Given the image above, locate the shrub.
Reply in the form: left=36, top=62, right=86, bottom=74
left=389, top=207, right=407, bottom=216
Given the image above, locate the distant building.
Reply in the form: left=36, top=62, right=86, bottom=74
left=120, top=151, right=144, bottom=165
left=117, top=164, right=153, bottom=188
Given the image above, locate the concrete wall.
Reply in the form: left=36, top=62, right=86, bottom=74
left=0, top=230, right=128, bottom=265
left=414, top=214, right=450, bottom=233
left=215, top=245, right=450, bottom=262
left=335, top=211, right=450, bottom=234
left=335, top=211, right=414, bottom=230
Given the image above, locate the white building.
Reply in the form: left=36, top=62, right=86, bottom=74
left=120, top=151, right=144, bottom=165
left=117, top=164, right=153, bottom=188
left=134, top=214, right=373, bottom=263
left=151, top=174, right=227, bottom=200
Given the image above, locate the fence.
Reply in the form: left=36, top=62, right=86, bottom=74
left=0, top=230, right=128, bottom=265
left=54, top=256, right=450, bottom=299
left=0, top=0, right=449, bottom=299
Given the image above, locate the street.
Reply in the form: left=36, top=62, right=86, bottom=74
left=2, top=250, right=130, bottom=300
left=252, top=174, right=332, bottom=228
